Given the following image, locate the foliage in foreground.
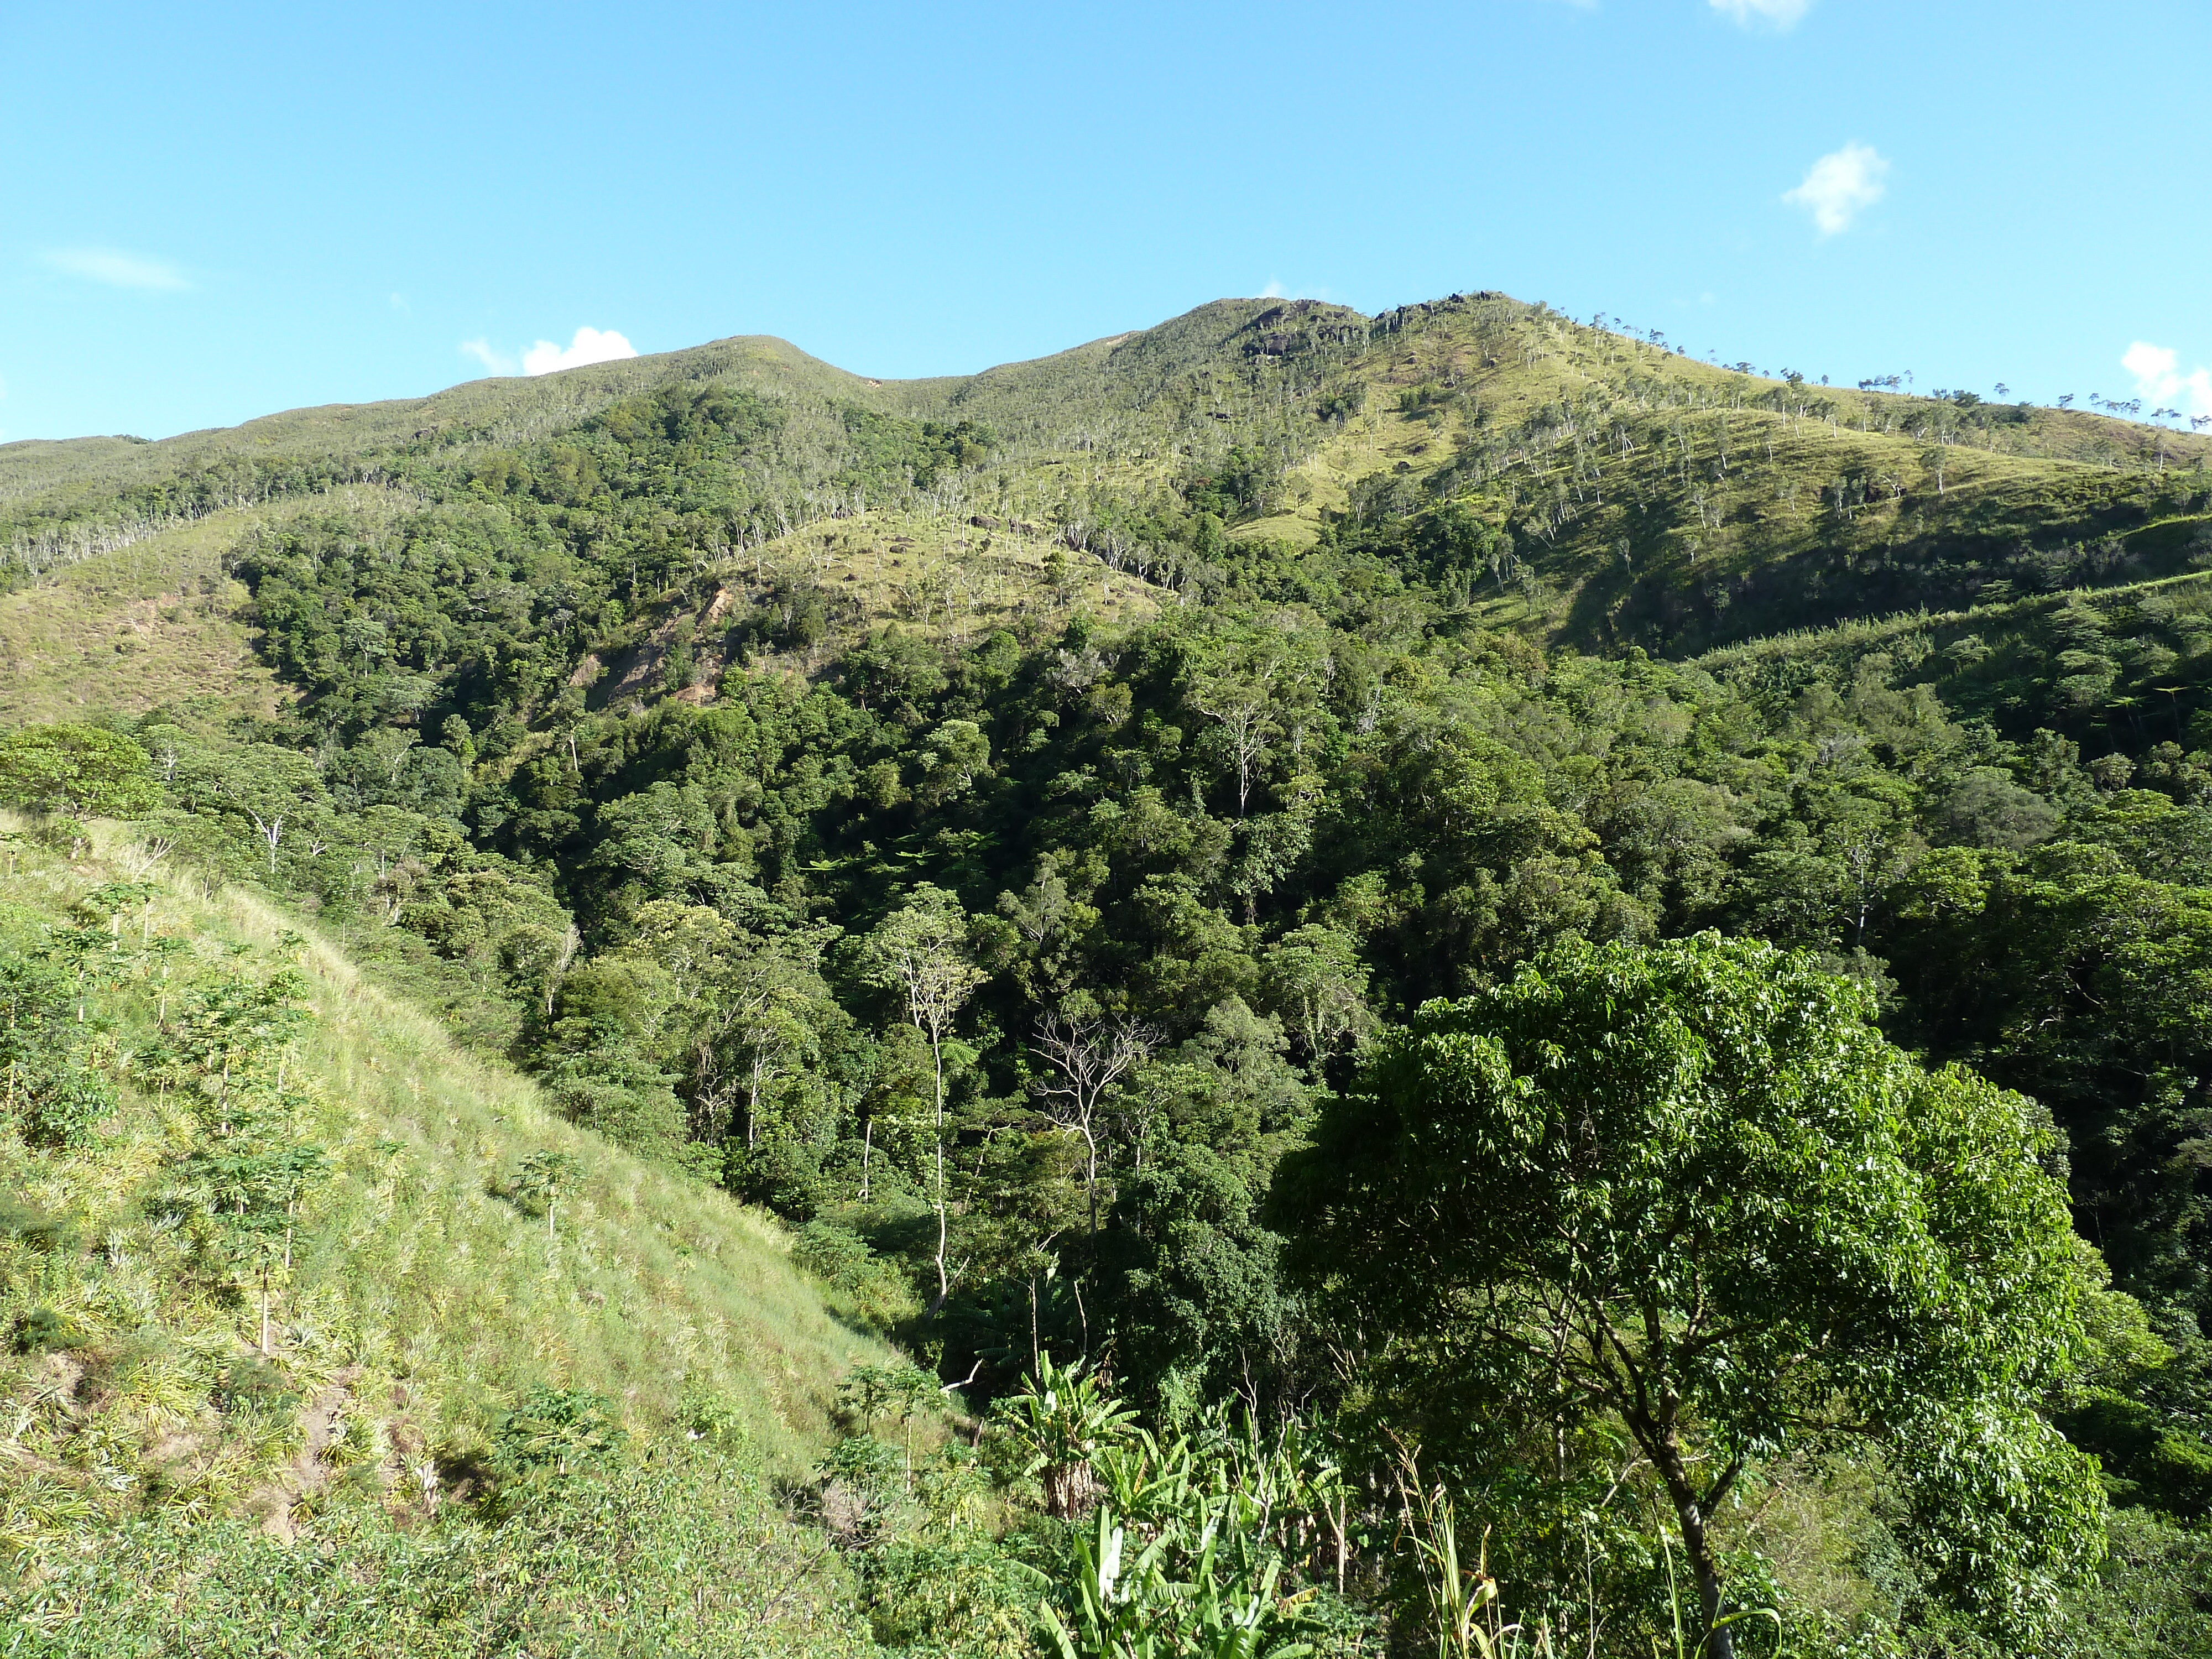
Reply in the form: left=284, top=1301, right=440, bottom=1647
left=1279, top=934, right=2115, bottom=1652
left=1, top=1440, right=872, bottom=1658
left=0, top=823, right=888, bottom=1575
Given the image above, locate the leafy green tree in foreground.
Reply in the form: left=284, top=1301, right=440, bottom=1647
left=1277, top=933, right=2110, bottom=1657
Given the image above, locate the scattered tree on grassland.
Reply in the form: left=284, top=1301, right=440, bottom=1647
left=513, top=1149, right=583, bottom=1239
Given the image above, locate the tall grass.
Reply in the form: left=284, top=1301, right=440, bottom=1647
left=0, top=816, right=893, bottom=1569
left=4, top=1442, right=875, bottom=1658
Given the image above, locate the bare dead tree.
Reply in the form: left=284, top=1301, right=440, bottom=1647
left=120, top=836, right=175, bottom=879
left=248, top=811, right=285, bottom=875
left=1032, top=1009, right=1157, bottom=1243
left=1193, top=668, right=1279, bottom=817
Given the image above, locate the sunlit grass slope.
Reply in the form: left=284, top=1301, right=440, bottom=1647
left=0, top=508, right=286, bottom=724
left=1216, top=295, right=2212, bottom=652
left=0, top=818, right=890, bottom=1563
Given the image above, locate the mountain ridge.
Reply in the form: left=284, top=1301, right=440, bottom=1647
left=9, top=292, right=2206, bottom=649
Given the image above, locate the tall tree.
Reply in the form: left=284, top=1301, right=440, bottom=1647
left=863, top=885, right=985, bottom=1308
left=1031, top=998, right=1156, bottom=1243
left=1277, top=933, right=2110, bottom=1657
left=1191, top=670, right=1277, bottom=817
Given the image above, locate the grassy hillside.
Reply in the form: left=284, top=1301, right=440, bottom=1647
left=0, top=508, right=289, bottom=724
left=0, top=816, right=890, bottom=1579
left=1159, top=295, right=2212, bottom=647
left=16, top=289, right=2205, bottom=686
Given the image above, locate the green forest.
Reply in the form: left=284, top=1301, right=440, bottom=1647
left=4, top=293, right=2212, bottom=1656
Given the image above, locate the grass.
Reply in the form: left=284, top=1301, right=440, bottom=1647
left=0, top=816, right=895, bottom=1568
left=0, top=508, right=288, bottom=724
left=603, top=507, right=1167, bottom=704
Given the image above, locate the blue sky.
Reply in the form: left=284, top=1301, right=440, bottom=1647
left=3, top=0, right=2207, bottom=442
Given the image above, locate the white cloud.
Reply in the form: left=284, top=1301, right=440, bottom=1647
left=1783, top=142, right=1888, bottom=235
left=523, top=326, right=639, bottom=377
left=2124, top=341, right=2177, bottom=387
left=1260, top=280, right=1288, bottom=299
left=459, top=338, right=517, bottom=376
left=2124, top=340, right=2212, bottom=420
left=45, top=247, right=190, bottom=291
left=1711, top=0, right=1811, bottom=26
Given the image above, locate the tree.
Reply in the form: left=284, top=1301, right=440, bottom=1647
left=1744, top=781, right=1922, bottom=954
left=617, top=900, right=833, bottom=1155
left=722, top=957, right=829, bottom=1151
left=0, top=724, right=158, bottom=834
left=915, top=718, right=991, bottom=808
left=1032, top=999, right=1156, bottom=1243
left=513, top=1149, right=582, bottom=1238
left=197, top=742, right=331, bottom=881
left=863, top=885, right=985, bottom=1308
left=248, top=808, right=286, bottom=875
left=1276, top=934, right=2109, bottom=1656
left=1260, top=923, right=1373, bottom=1068
left=1192, top=670, right=1278, bottom=817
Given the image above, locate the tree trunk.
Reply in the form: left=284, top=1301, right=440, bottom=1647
left=1083, top=1127, right=1100, bottom=1242
left=1648, top=1435, right=1740, bottom=1659
left=929, top=1026, right=950, bottom=1306
left=1677, top=1495, right=1731, bottom=1659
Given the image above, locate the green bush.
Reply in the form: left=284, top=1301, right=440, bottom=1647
left=492, top=1384, right=625, bottom=1485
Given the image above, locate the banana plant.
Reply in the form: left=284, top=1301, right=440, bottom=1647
left=1009, top=1365, right=1338, bottom=1657
left=1040, top=1506, right=1171, bottom=1659
left=996, top=1353, right=1138, bottom=1518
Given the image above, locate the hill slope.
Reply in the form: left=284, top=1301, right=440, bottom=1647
left=0, top=816, right=888, bottom=1571
left=10, top=291, right=2206, bottom=677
